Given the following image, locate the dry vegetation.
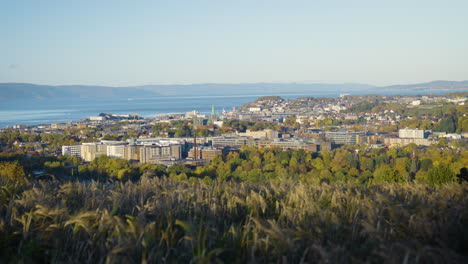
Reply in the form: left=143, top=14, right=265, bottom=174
left=1, top=176, right=467, bottom=263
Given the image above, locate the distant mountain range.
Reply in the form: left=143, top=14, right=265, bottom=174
left=0, top=80, right=467, bottom=100
left=379, top=80, right=468, bottom=91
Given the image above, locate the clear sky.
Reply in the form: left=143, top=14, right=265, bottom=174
left=1, top=0, right=468, bottom=86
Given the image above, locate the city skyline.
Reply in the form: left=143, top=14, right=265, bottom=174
left=1, top=0, right=468, bottom=86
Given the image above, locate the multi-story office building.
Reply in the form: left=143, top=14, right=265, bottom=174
left=255, top=139, right=326, bottom=152
left=123, top=145, right=142, bottom=161
left=188, top=147, right=223, bottom=161
left=212, top=136, right=255, bottom=148
left=201, top=147, right=222, bottom=161
left=398, top=128, right=424, bottom=139
left=66, top=138, right=184, bottom=164
left=324, top=130, right=366, bottom=145
left=188, top=147, right=201, bottom=160
left=62, top=145, right=82, bottom=158
left=127, top=137, right=185, bottom=146
left=384, top=137, right=433, bottom=146
left=81, top=140, right=127, bottom=162
left=81, top=142, right=108, bottom=162
left=107, top=144, right=126, bottom=159
left=237, top=129, right=279, bottom=139
left=139, top=144, right=181, bottom=164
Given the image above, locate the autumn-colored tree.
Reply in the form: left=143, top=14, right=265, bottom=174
left=373, top=164, right=405, bottom=183
left=359, top=156, right=374, bottom=172
left=0, top=161, right=27, bottom=184
left=427, top=163, right=457, bottom=185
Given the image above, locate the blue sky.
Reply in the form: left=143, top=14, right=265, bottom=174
left=1, top=0, right=467, bottom=86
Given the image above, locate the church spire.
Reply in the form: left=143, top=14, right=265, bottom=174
left=208, top=104, right=216, bottom=125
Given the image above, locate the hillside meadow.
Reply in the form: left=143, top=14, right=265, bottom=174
left=1, top=176, right=467, bottom=263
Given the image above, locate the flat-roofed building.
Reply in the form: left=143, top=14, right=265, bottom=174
left=80, top=140, right=127, bottom=162
left=325, top=130, right=366, bottom=145
left=212, top=136, right=255, bottom=148
left=123, top=145, right=142, bottom=161
left=89, top=116, right=106, bottom=121
left=256, top=139, right=320, bottom=152
left=356, top=134, right=384, bottom=145
left=399, top=128, right=424, bottom=139
left=188, top=147, right=201, bottom=160
left=139, top=144, right=182, bottom=164
left=238, top=129, right=279, bottom=139
left=62, top=145, right=82, bottom=158
left=107, top=144, right=126, bottom=159
left=127, top=137, right=185, bottom=146
left=51, top=123, right=69, bottom=129
left=202, top=147, right=222, bottom=161
left=65, top=138, right=184, bottom=163
left=81, top=142, right=107, bottom=162
left=188, top=147, right=222, bottom=161
left=384, top=137, right=433, bottom=146
left=238, top=113, right=264, bottom=121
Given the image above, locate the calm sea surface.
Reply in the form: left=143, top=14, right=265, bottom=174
left=0, top=90, right=450, bottom=128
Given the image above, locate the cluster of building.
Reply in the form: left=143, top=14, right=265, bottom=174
left=323, top=128, right=466, bottom=147
left=227, top=96, right=352, bottom=123
left=7, top=93, right=467, bottom=162
left=62, top=128, right=334, bottom=165
left=212, top=136, right=330, bottom=152
left=62, top=126, right=466, bottom=166
left=231, top=94, right=465, bottom=127
left=383, top=128, right=432, bottom=146
left=383, top=128, right=463, bottom=146
left=63, top=138, right=186, bottom=166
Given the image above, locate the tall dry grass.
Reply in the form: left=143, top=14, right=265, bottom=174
left=1, top=177, right=467, bottom=263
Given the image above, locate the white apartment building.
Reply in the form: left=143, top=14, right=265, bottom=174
left=399, top=128, right=424, bottom=139
left=62, top=145, right=82, bottom=158
left=107, top=144, right=125, bottom=158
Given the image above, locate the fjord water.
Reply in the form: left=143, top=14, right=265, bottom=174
left=0, top=94, right=269, bottom=128
left=0, top=90, right=449, bottom=128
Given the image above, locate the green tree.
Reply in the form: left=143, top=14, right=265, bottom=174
left=360, top=156, right=374, bottom=172
left=436, top=115, right=456, bottom=133
left=373, top=164, right=405, bottom=183
left=395, top=157, right=410, bottom=179
left=139, top=163, right=165, bottom=177
left=419, top=159, right=433, bottom=171
left=0, top=161, right=27, bottom=184
left=311, top=157, right=325, bottom=170
left=117, top=168, right=132, bottom=180
left=289, top=156, right=299, bottom=173
left=457, top=116, right=468, bottom=133
left=427, top=163, right=457, bottom=185
left=167, top=164, right=191, bottom=175
left=44, top=161, right=65, bottom=176
left=102, top=134, right=119, bottom=140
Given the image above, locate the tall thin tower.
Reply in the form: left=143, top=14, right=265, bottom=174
left=193, top=117, right=198, bottom=161
left=208, top=104, right=216, bottom=125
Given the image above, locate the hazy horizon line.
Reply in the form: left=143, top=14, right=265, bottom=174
left=2, top=79, right=468, bottom=88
